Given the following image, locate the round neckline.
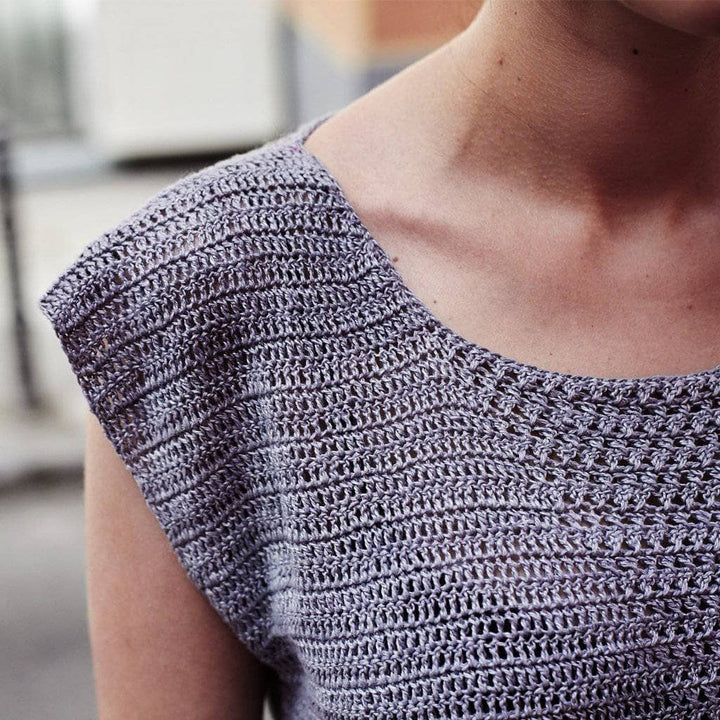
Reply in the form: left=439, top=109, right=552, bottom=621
left=287, top=110, right=720, bottom=393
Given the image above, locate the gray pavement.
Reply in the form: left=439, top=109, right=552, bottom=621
left=1, top=475, right=95, bottom=720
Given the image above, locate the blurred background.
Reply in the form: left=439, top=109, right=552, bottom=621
left=0, top=1, right=477, bottom=717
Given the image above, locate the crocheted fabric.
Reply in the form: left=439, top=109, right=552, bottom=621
left=40, top=109, right=720, bottom=720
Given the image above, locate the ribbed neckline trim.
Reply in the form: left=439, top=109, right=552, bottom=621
left=282, top=109, right=720, bottom=396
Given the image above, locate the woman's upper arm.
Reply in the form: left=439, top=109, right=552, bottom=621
left=83, top=411, right=268, bottom=720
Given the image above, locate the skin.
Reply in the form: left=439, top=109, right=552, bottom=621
left=618, top=0, right=720, bottom=35
left=303, top=0, right=720, bottom=378
left=86, top=2, right=720, bottom=717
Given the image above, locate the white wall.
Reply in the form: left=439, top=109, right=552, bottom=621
left=65, top=0, right=285, bottom=159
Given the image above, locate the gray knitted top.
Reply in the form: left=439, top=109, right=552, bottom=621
left=40, top=110, right=720, bottom=719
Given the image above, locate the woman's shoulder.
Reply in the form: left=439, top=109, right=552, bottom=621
left=36, top=116, right=364, bottom=468
left=39, top=119, right=340, bottom=330
left=36, top=121, right=351, bottom=666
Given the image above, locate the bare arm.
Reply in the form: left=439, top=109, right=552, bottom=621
left=84, top=412, right=268, bottom=720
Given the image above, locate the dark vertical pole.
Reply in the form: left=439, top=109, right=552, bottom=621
left=0, top=111, right=39, bottom=410
left=278, top=11, right=299, bottom=132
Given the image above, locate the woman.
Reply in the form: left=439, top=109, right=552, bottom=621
left=42, top=0, right=720, bottom=718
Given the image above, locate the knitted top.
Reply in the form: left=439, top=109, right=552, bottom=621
left=40, top=109, right=720, bottom=720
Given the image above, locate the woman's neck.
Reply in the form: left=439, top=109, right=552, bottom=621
left=429, top=0, right=720, bottom=225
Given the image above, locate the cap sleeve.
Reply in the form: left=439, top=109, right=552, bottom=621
left=38, top=178, right=277, bottom=663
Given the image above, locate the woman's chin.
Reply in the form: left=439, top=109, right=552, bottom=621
left=617, top=0, right=720, bottom=37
